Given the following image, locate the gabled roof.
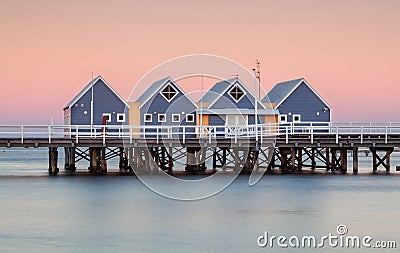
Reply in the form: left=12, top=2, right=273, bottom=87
left=136, top=76, right=198, bottom=109
left=200, top=78, right=266, bottom=109
left=200, top=78, right=235, bottom=104
left=64, top=75, right=130, bottom=109
left=263, top=78, right=331, bottom=109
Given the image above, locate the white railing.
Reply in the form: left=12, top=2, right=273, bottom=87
left=1, top=122, right=400, bottom=145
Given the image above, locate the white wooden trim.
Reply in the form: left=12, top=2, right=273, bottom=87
left=172, top=114, right=181, bottom=123
left=279, top=114, right=287, bottom=123
left=158, top=114, right=166, bottom=123
left=186, top=114, right=194, bottom=122
left=293, top=114, right=301, bottom=123
left=67, top=76, right=130, bottom=109
left=138, top=77, right=199, bottom=109
left=228, top=83, right=246, bottom=103
left=207, top=79, right=266, bottom=110
left=102, top=113, right=111, bottom=123
left=117, top=113, right=126, bottom=123
left=144, top=114, right=152, bottom=123
left=159, top=82, right=179, bottom=102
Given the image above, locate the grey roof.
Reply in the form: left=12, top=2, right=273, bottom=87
left=64, top=75, right=130, bottom=109
left=196, top=108, right=278, bottom=115
left=135, top=77, right=170, bottom=103
left=263, top=78, right=304, bottom=105
left=199, top=78, right=237, bottom=104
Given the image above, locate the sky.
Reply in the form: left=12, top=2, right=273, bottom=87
left=1, top=0, right=400, bottom=124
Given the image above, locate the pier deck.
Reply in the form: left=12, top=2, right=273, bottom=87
left=1, top=123, right=400, bottom=175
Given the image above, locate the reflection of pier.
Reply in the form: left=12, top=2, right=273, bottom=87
left=1, top=122, right=400, bottom=175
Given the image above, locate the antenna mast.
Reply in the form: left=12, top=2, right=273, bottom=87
left=255, top=59, right=261, bottom=99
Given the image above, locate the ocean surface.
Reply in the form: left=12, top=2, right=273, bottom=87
left=1, top=148, right=400, bottom=252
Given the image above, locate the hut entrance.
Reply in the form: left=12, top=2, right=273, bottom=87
left=226, top=115, right=247, bottom=127
left=225, top=115, right=248, bottom=137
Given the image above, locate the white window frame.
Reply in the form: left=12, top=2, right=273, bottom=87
left=279, top=114, right=287, bottom=123
left=186, top=114, right=194, bottom=123
left=158, top=114, right=166, bottom=123
left=160, top=83, right=179, bottom=102
left=144, top=114, right=152, bottom=123
left=102, top=113, right=112, bottom=123
left=228, top=83, right=246, bottom=103
left=172, top=114, right=181, bottom=123
left=293, top=114, right=301, bottom=123
left=117, top=113, right=125, bottom=123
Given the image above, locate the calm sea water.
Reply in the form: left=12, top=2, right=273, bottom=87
left=1, top=148, right=400, bottom=252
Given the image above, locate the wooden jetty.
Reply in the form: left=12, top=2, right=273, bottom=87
left=1, top=122, right=400, bottom=175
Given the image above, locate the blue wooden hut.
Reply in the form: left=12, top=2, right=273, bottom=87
left=262, top=78, right=330, bottom=124
left=199, top=78, right=278, bottom=133
left=63, top=76, right=130, bottom=126
left=130, top=77, right=198, bottom=136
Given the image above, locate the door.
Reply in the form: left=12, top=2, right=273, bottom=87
left=225, top=115, right=247, bottom=137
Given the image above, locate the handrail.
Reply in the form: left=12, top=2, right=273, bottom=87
left=1, top=123, right=400, bottom=144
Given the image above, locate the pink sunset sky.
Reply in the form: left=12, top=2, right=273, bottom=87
left=1, top=0, right=400, bottom=124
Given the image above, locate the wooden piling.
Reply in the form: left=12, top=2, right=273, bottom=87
left=88, top=147, right=98, bottom=172
left=297, top=148, right=303, bottom=170
left=212, top=149, right=217, bottom=169
left=311, top=148, right=316, bottom=170
left=325, top=148, right=330, bottom=170
left=100, top=147, right=107, bottom=173
left=168, top=147, right=173, bottom=172
left=353, top=148, right=358, bottom=174
left=340, top=149, right=347, bottom=173
left=48, top=147, right=59, bottom=175
left=386, top=149, right=391, bottom=172
left=372, top=149, right=377, bottom=172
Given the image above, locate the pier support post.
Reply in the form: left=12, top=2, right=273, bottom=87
left=100, top=148, right=107, bottom=173
left=64, top=147, right=76, bottom=172
left=370, top=148, right=393, bottom=172
left=325, top=148, right=330, bottom=170
left=128, top=148, right=134, bottom=170
left=222, top=148, right=227, bottom=166
left=88, top=147, right=97, bottom=172
left=185, top=147, right=203, bottom=173
left=267, top=148, right=276, bottom=171
left=297, top=148, right=303, bottom=170
left=144, top=148, right=150, bottom=171
left=168, top=147, right=173, bottom=172
left=88, top=147, right=106, bottom=173
left=48, top=147, right=59, bottom=175
left=340, top=149, right=347, bottom=173
left=353, top=148, right=358, bottom=174
left=212, top=149, right=217, bottom=169
left=311, top=148, right=316, bottom=170
left=291, top=148, right=296, bottom=171
left=233, top=148, right=240, bottom=172
left=386, top=149, right=391, bottom=172
left=212, top=147, right=228, bottom=171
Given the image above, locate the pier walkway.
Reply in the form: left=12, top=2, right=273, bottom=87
left=1, top=122, right=400, bottom=175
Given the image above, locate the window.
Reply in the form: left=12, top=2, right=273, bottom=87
left=172, top=114, right=180, bottom=123
left=186, top=114, right=194, bottom=122
left=279, top=114, right=287, bottom=123
left=293, top=114, right=301, bottom=123
left=144, top=114, right=152, bottom=123
left=117, top=113, right=125, bottom=123
left=158, top=114, right=166, bottom=122
left=102, top=113, right=111, bottom=123
left=160, top=83, right=178, bottom=102
left=229, top=84, right=245, bottom=102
